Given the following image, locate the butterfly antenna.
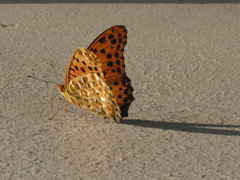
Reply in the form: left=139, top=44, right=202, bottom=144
left=27, top=75, right=58, bottom=85
left=50, top=94, right=58, bottom=114
left=50, top=64, right=61, bottom=82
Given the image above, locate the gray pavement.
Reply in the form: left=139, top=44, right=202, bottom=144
left=0, top=4, right=240, bottom=180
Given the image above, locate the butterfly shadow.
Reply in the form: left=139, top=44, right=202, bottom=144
left=122, top=119, right=240, bottom=136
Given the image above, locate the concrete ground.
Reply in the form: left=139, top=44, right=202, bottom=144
left=1, top=3, right=240, bottom=180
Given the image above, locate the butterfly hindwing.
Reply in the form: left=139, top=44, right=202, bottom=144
left=67, top=73, right=121, bottom=122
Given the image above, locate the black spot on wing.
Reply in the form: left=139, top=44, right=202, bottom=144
left=107, top=61, right=113, bottom=67
left=107, top=54, right=112, bottom=59
left=99, top=37, right=106, bottom=43
left=116, top=60, right=120, bottom=65
left=100, top=49, right=106, bottom=54
left=80, top=67, right=86, bottom=73
left=108, top=34, right=114, bottom=39
left=70, top=68, right=75, bottom=72
left=111, top=39, right=117, bottom=44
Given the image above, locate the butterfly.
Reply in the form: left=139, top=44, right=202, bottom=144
left=58, top=25, right=134, bottom=123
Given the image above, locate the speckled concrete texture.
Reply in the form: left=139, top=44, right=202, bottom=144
left=1, top=4, right=240, bottom=180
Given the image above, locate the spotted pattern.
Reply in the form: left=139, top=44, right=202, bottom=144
left=66, top=47, right=104, bottom=85
left=88, top=25, right=127, bottom=82
left=58, top=26, right=134, bottom=123
left=58, top=47, right=121, bottom=123
left=106, top=74, right=134, bottom=117
left=87, top=25, right=134, bottom=118
left=58, top=73, right=121, bottom=122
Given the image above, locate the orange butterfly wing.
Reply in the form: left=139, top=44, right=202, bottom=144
left=87, top=25, right=135, bottom=117
left=58, top=47, right=121, bottom=122
left=64, top=47, right=105, bottom=87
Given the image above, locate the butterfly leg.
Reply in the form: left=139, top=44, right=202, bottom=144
left=64, top=103, right=70, bottom=112
left=79, top=106, right=90, bottom=124
left=49, top=97, right=61, bottom=120
left=50, top=94, right=57, bottom=114
left=49, top=97, right=70, bottom=120
left=49, top=96, right=89, bottom=123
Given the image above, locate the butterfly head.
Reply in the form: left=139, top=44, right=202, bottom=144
left=58, top=84, right=77, bottom=106
left=58, top=84, right=65, bottom=93
left=57, top=84, right=70, bottom=100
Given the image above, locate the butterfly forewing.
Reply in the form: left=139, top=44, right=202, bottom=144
left=88, top=25, right=134, bottom=117
left=65, top=47, right=105, bottom=86
left=105, top=74, right=134, bottom=117
left=87, top=25, right=127, bottom=82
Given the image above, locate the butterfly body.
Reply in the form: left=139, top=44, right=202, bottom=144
left=58, top=26, right=134, bottom=123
